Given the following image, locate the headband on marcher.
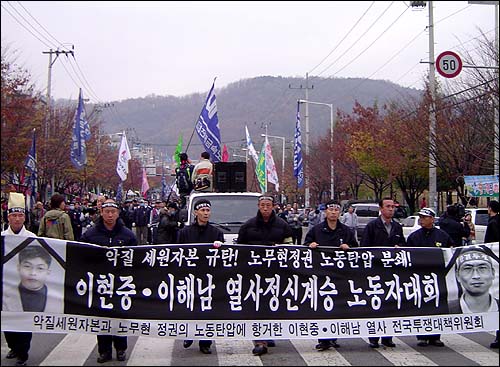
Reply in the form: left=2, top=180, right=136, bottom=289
left=326, top=203, right=341, bottom=210
left=101, top=202, right=119, bottom=209
left=194, top=201, right=211, bottom=211
left=258, top=195, right=274, bottom=203
left=8, top=207, right=25, bottom=214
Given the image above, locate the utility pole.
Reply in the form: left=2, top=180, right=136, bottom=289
left=428, top=2, right=438, bottom=214
left=42, top=48, right=74, bottom=201
left=289, top=73, right=314, bottom=207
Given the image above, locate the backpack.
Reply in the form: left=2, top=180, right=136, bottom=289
left=176, top=165, right=194, bottom=193
left=43, top=212, right=66, bottom=239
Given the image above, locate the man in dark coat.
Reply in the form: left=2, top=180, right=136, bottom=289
left=237, top=193, right=293, bottom=356
left=178, top=199, right=224, bottom=354
left=360, top=197, right=406, bottom=349
left=80, top=199, right=137, bottom=363
left=407, top=207, right=453, bottom=347
left=439, top=204, right=470, bottom=247
left=304, top=199, right=357, bottom=351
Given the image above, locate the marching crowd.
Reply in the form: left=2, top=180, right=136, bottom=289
left=1, top=152, right=499, bottom=365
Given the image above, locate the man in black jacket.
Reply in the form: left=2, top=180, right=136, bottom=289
left=439, top=204, right=470, bottom=247
left=407, top=207, right=453, bottom=347
left=178, top=199, right=224, bottom=354
left=360, top=197, right=406, bottom=349
left=237, top=193, right=293, bottom=356
left=304, top=199, right=357, bottom=351
left=80, top=199, right=137, bottom=364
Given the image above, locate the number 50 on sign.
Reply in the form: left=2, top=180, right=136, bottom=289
left=436, top=51, right=463, bottom=78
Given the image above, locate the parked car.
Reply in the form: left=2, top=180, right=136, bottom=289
left=402, top=215, right=422, bottom=240
left=350, top=202, right=380, bottom=242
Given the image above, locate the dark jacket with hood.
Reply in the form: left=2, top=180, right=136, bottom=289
left=237, top=210, right=293, bottom=246
left=81, top=216, right=137, bottom=247
left=178, top=219, right=224, bottom=244
left=304, top=220, right=357, bottom=248
left=360, top=216, right=406, bottom=247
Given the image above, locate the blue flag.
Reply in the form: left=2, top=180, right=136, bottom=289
left=195, top=78, right=222, bottom=162
left=70, top=88, right=91, bottom=170
left=293, top=102, right=304, bottom=188
left=116, top=181, right=123, bottom=203
left=161, top=166, right=168, bottom=201
left=24, top=129, right=37, bottom=210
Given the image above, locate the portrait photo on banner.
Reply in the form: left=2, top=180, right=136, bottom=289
left=444, top=243, right=499, bottom=314
left=2, top=236, right=66, bottom=314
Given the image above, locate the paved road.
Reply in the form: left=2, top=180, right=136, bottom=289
left=1, top=331, right=498, bottom=366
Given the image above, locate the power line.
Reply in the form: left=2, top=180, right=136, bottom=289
left=312, top=1, right=396, bottom=79
left=308, top=1, right=376, bottom=75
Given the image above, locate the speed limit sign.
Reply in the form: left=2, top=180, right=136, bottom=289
left=436, top=51, right=462, bottom=78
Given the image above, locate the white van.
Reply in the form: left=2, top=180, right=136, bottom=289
left=179, top=191, right=261, bottom=244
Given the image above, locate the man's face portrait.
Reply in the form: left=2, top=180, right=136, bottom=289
left=8, top=212, right=25, bottom=233
left=456, top=251, right=495, bottom=297
left=258, top=199, right=274, bottom=219
left=195, top=207, right=211, bottom=225
left=101, top=206, right=119, bottom=227
left=325, top=205, right=341, bottom=221
left=18, top=256, right=51, bottom=291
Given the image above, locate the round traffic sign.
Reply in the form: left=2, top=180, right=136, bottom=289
left=436, top=51, right=462, bottom=78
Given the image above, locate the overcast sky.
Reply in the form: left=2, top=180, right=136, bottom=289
left=1, top=1, right=497, bottom=103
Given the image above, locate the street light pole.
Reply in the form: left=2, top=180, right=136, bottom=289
left=298, top=99, right=335, bottom=201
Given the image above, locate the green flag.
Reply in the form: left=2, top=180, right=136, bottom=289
left=174, top=133, right=183, bottom=167
left=255, top=142, right=267, bottom=193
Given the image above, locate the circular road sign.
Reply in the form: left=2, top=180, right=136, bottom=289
left=436, top=51, right=462, bottom=78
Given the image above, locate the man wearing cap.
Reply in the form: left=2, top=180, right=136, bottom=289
left=360, top=197, right=406, bottom=349
left=1, top=193, right=38, bottom=366
left=484, top=200, right=499, bottom=348
left=407, top=207, right=454, bottom=347
left=304, top=199, right=358, bottom=351
left=80, top=198, right=137, bottom=363
left=178, top=199, right=224, bottom=354
left=237, top=193, right=293, bottom=356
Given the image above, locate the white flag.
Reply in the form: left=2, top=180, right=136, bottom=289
left=116, top=131, right=131, bottom=181
left=264, top=136, right=279, bottom=191
left=245, top=125, right=259, bottom=164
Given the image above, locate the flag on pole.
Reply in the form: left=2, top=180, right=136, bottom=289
left=174, top=133, right=183, bottom=167
left=116, top=181, right=123, bottom=203
left=245, top=125, right=259, bottom=164
left=264, top=136, right=279, bottom=191
left=222, top=144, right=229, bottom=162
left=141, top=167, right=149, bottom=199
left=195, top=78, right=222, bottom=162
left=24, top=129, right=37, bottom=210
left=161, top=170, right=167, bottom=201
left=294, top=102, right=304, bottom=188
left=70, top=88, right=91, bottom=170
left=116, top=131, right=132, bottom=181
left=255, top=141, right=267, bottom=193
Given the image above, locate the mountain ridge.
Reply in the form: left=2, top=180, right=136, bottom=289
left=96, top=75, right=422, bottom=153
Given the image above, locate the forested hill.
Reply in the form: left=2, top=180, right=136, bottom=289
left=97, top=75, right=422, bottom=151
